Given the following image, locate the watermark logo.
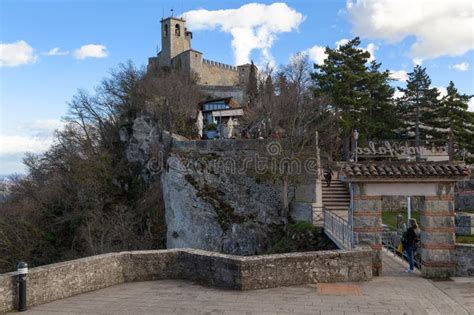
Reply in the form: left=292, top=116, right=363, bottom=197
left=146, top=140, right=320, bottom=176
left=266, top=141, right=283, bottom=156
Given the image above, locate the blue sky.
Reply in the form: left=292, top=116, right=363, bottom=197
left=1, top=0, right=473, bottom=174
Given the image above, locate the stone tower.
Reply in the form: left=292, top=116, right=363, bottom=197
left=148, top=15, right=255, bottom=104
left=159, top=17, right=192, bottom=66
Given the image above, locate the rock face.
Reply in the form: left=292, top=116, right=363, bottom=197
left=121, top=117, right=318, bottom=255
left=122, top=115, right=158, bottom=166
left=162, top=147, right=289, bottom=255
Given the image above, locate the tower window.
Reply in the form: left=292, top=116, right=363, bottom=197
left=175, top=24, right=181, bottom=36
left=164, top=24, right=168, bottom=37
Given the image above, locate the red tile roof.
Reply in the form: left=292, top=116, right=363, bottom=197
left=341, top=162, right=470, bottom=179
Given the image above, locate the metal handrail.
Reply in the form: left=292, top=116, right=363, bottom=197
left=382, top=229, right=421, bottom=270
left=323, top=208, right=354, bottom=249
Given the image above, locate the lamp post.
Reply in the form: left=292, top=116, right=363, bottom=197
left=17, top=262, right=28, bottom=311
left=352, top=129, right=359, bottom=162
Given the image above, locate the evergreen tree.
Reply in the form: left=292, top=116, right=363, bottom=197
left=264, top=75, right=274, bottom=101
left=435, top=81, right=474, bottom=161
left=261, top=74, right=275, bottom=115
left=246, top=60, right=258, bottom=108
left=362, top=60, right=398, bottom=140
left=396, top=66, right=440, bottom=155
left=312, top=37, right=396, bottom=160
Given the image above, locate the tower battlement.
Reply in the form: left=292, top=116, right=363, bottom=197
left=202, top=59, right=238, bottom=71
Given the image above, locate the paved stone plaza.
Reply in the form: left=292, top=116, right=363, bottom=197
left=16, top=252, right=474, bottom=315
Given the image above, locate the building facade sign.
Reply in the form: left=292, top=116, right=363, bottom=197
left=357, top=140, right=448, bottom=161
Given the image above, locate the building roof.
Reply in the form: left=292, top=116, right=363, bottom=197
left=199, top=97, right=241, bottom=109
left=340, top=162, right=470, bottom=181
left=160, top=16, right=186, bottom=22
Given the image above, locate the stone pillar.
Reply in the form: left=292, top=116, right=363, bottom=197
left=352, top=183, right=383, bottom=276
left=420, top=184, right=456, bottom=278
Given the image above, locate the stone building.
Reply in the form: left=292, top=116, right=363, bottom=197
left=148, top=16, right=254, bottom=104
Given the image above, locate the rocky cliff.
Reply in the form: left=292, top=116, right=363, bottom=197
left=122, top=114, right=317, bottom=255
left=162, top=145, right=289, bottom=255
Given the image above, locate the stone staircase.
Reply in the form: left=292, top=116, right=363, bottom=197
left=322, top=177, right=350, bottom=214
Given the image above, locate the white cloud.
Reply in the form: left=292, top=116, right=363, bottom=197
left=468, top=99, right=474, bottom=112
left=0, top=119, right=63, bottom=156
left=74, top=44, right=108, bottom=59
left=452, top=62, right=469, bottom=71
left=183, top=3, right=305, bottom=66
left=305, top=45, right=327, bottom=65
left=0, top=40, right=38, bottom=67
left=306, top=39, right=377, bottom=65
left=435, top=86, right=448, bottom=100
left=346, top=0, right=474, bottom=61
left=0, top=135, right=53, bottom=155
left=412, top=58, right=423, bottom=66
left=46, top=47, right=69, bottom=56
left=389, top=70, right=408, bottom=82
left=393, top=90, right=405, bottom=99
left=335, top=38, right=349, bottom=48
left=365, top=43, right=378, bottom=62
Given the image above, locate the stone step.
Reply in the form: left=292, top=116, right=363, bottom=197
left=323, top=200, right=349, bottom=204
left=322, top=192, right=350, bottom=196
left=322, top=185, right=347, bottom=189
left=322, top=194, right=350, bottom=198
left=322, top=184, right=346, bottom=188
left=322, top=190, right=348, bottom=194
left=325, top=203, right=349, bottom=206
left=325, top=207, right=349, bottom=211
left=324, top=202, right=350, bottom=206
left=323, top=194, right=350, bottom=198
left=325, top=204, right=349, bottom=208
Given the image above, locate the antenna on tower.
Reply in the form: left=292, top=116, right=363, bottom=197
left=171, top=8, right=174, bottom=17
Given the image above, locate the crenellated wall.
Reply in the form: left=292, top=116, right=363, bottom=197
left=196, top=58, right=240, bottom=86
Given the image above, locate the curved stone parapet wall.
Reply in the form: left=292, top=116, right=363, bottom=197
left=0, top=248, right=372, bottom=313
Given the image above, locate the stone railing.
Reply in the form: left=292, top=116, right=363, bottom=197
left=0, top=248, right=372, bottom=313
left=202, top=58, right=237, bottom=71
left=172, top=138, right=272, bottom=153
left=455, top=244, right=474, bottom=276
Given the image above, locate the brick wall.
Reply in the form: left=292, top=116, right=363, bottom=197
left=0, top=248, right=372, bottom=313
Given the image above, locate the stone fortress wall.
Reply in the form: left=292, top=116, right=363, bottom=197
left=197, top=59, right=240, bottom=86
left=0, top=248, right=372, bottom=313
